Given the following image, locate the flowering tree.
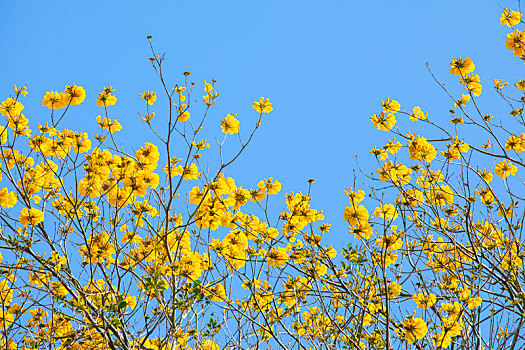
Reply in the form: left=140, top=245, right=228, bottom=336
left=0, top=7, right=524, bottom=350
left=348, top=8, right=525, bottom=349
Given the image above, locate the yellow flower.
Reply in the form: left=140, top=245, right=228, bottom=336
left=198, top=340, right=220, bottom=350
left=408, top=136, right=436, bottom=163
left=72, top=132, right=91, bottom=153
left=253, top=97, right=273, bottom=113
left=349, top=222, right=373, bottom=239
left=449, top=57, right=475, bottom=76
left=0, top=98, right=24, bottom=116
left=0, top=127, right=7, bottom=144
left=96, top=115, right=122, bottom=133
left=370, top=146, right=388, bottom=160
left=223, top=230, right=248, bottom=253
left=384, top=138, right=402, bottom=154
left=459, top=288, right=482, bottom=309
left=0, top=310, right=13, bottom=330
left=440, top=301, right=463, bottom=318
left=477, top=169, right=493, bottom=183
left=192, top=139, right=210, bottom=149
left=42, top=91, right=68, bottom=110
left=441, top=138, right=469, bottom=160
left=439, top=316, right=464, bottom=339
left=454, top=94, right=471, bottom=107
left=5, top=113, right=31, bottom=136
left=0, top=280, right=13, bottom=305
left=494, top=160, right=518, bottom=178
left=375, top=226, right=403, bottom=251
left=506, top=29, right=525, bottom=57
left=475, top=186, right=494, bottom=205
left=434, top=331, right=452, bottom=348
left=96, top=86, right=117, bottom=107
left=266, top=247, right=289, bottom=268
left=135, top=142, right=159, bottom=171
left=505, top=134, right=525, bottom=152
left=258, top=177, right=281, bottom=195
left=501, top=8, right=521, bottom=27
left=189, top=186, right=207, bottom=205
left=370, top=112, right=396, bottom=131
left=344, top=187, right=365, bottom=204
left=494, top=79, right=508, bottom=89
left=410, top=106, right=428, bottom=121
left=203, top=282, right=227, bottom=302
left=139, top=90, right=157, bottom=105
left=242, top=279, right=261, bottom=290
left=460, top=74, right=482, bottom=96
left=179, top=252, right=204, bottom=280
left=412, top=292, right=437, bottom=309
left=0, top=188, right=17, bottom=208
left=14, top=85, right=28, bottom=96
left=397, top=316, right=427, bottom=344
left=125, top=295, right=137, bottom=310
left=19, top=208, right=45, bottom=226
left=64, top=84, right=86, bottom=105
left=428, top=184, right=454, bottom=207
left=79, top=231, right=115, bottom=264
left=374, top=203, right=398, bottom=221
left=229, top=187, right=250, bottom=210
left=142, top=112, right=155, bottom=123
left=249, top=187, right=266, bottom=202
left=381, top=97, right=401, bottom=113
left=175, top=163, right=200, bottom=180
left=377, top=161, right=412, bottom=185
left=221, top=113, right=240, bottom=134
left=177, top=110, right=190, bottom=121
left=372, top=250, right=397, bottom=268
left=204, top=80, right=214, bottom=92
left=220, top=232, right=248, bottom=270
left=203, top=91, right=218, bottom=106
left=343, top=204, right=369, bottom=225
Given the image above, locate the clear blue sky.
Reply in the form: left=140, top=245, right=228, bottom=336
left=0, top=0, right=519, bottom=248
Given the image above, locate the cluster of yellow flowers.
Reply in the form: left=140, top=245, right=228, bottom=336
left=1, top=9, right=525, bottom=347
left=334, top=9, right=525, bottom=348
left=370, top=97, right=400, bottom=131
left=42, top=83, right=86, bottom=110
left=96, top=86, right=117, bottom=107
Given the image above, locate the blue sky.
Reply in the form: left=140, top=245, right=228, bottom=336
left=1, top=0, right=520, bottom=248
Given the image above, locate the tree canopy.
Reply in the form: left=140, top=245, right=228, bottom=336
left=0, top=5, right=524, bottom=350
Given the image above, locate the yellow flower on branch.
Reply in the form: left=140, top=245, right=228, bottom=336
left=19, top=208, right=45, bottom=226
left=42, top=92, right=68, bottom=110
left=96, top=86, right=117, bottom=107
left=500, top=8, right=521, bottom=27
left=253, top=97, right=273, bottom=113
left=266, top=247, right=289, bottom=268
left=449, top=56, right=475, bottom=76
left=139, top=90, right=157, bottom=105
left=454, top=94, right=471, bottom=107
left=374, top=203, right=398, bottom=221
left=408, top=136, right=436, bottom=163
left=381, top=97, right=401, bottom=114
left=410, top=106, right=428, bottom=121
left=96, top=115, right=122, bottom=133
left=396, top=315, right=428, bottom=344
left=494, top=160, right=518, bottom=178
left=370, top=112, right=396, bottom=131
left=0, top=98, right=24, bottom=116
left=412, top=292, right=437, bottom=309
left=505, top=29, right=525, bottom=57
left=221, top=113, right=240, bottom=134
left=64, top=84, right=86, bottom=105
